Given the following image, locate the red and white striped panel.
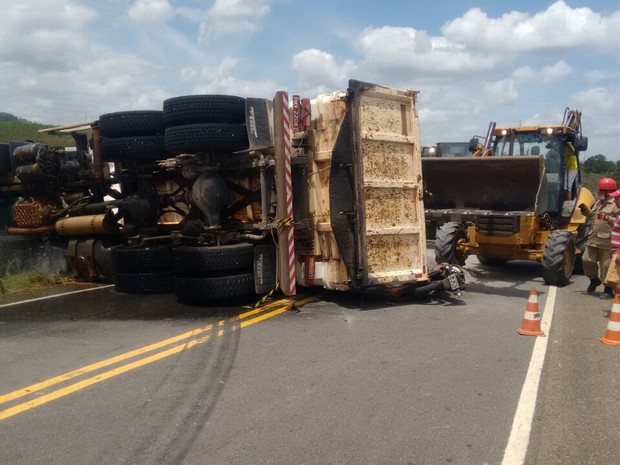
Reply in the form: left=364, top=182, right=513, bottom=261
left=281, top=92, right=296, bottom=295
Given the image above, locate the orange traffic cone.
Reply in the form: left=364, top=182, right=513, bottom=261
left=517, top=288, right=545, bottom=336
left=600, top=294, right=620, bottom=346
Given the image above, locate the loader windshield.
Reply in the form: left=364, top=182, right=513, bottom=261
left=494, top=132, right=547, bottom=158
left=493, top=131, right=562, bottom=213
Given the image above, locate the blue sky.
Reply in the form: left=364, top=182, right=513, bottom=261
left=2, top=0, right=620, bottom=159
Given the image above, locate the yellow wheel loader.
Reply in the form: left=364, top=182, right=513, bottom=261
left=423, top=108, right=594, bottom=287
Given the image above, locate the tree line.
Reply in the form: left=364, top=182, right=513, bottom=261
left=582, top=154, right=620, bottom=176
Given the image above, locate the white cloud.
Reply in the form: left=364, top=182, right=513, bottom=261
left=208, top=0, right=271, bottom=20
left=571, top=87, right=620, bottom=148
left=194, top=0, right=276, bottom=43
left=128, top=0, right=174, bottom=24
left=483, top=78, right=519, bottom=105
left=442, top=1, right=620, bottom=53
left=540, top=60, right=572, bottom=84
left=513, top=60, right=571, bottom=85
left=512, top=66, right=536, bottom=84
left=0, top=1, right=97, bottom=69
left=586, top=69, right=620, bottom=83
left=180, top=58, right=279, bottom=97
left=573, top=87, right=619, bottom=113
left=357, top=26, right=502, bottom=78
left=291, top=49, right=357, bottom=94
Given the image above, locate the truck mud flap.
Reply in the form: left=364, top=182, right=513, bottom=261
left=254, top=243, right=277, bottom=294
left=245, top=98, right=274, bottom=150
left=422, top=156, right=545, bottom=212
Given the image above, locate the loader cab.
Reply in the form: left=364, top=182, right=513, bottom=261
left=491, top=129, right=578, bottom=215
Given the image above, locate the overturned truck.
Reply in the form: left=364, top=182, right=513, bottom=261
left=1, top=80, right=464, bottom=301
left=423, top=109, right=593, bottom=287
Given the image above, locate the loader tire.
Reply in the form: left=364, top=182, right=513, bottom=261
left=164, top=123, right=248, bottom=154
left=435, top=222, right=468, bottom=266
left=112, top=245, right=173, bottom=273
left=114, top=271, right=174, bottom=294
left=163, top=95, right=246, bottom=127
left=173, top=243, right=254, bottom=276
left=174, top=272, right=255, bottom=303
left=99, top=111, right=164, bottom=137
left=542, top=230, right=575, bottom=287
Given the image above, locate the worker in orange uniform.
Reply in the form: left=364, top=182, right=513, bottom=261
left=579, top=177, right=619, bottom=299
left=604, top=188, right=620, bottom=295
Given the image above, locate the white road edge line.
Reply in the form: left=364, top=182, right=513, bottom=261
left=0, top=285, right=114, bottom=309
left=501, top=285, right=557, bottom=465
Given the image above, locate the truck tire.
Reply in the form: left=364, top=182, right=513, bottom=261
left=173, top=243, right=253, bottom=276
left=164, top=123, right=248, bottom=154
left=542, top=230, right=575, bottom=287
left=174, top=272, right=255, bottom=303
left=101, top=135, right=166, bottom=162
left=112, top=245, right=173, bottom=273
left=435, top=222, right=468, bottom=266
left=114, top=271, right=174, bottom=294
left=163, top=95, right=245, bottom=127
left=99, top=111, right=164, bottom=137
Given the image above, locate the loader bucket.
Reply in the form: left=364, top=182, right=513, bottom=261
left=422, top=156, right=546, bottom=212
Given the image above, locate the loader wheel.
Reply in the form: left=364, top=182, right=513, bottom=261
left=542, top=230, right=575, bottom=287
left=435, top=222, right=468, bottom=266
left=174, top=272, right=255, bottom=303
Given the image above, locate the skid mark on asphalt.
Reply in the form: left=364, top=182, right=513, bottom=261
left=0, top=294, right=320, bottom=422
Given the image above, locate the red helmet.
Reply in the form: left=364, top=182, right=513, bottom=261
left=598, top=177, right=617, bottom=191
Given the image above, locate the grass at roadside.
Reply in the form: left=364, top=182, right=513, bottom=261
left=0, top=271, right=70, bottom=295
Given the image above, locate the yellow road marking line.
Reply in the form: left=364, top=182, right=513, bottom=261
left=0, top=294, right=319, bottom=422
left=0, top=295, right=293, bottom=406
left=0, top=334, right=214, bottom=421
left=240, top=295, right=317, bottom=328
left=0, top=323, right=215, bottom=405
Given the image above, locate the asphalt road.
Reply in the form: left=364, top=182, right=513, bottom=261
left=0, top=254, right=619, bottom=465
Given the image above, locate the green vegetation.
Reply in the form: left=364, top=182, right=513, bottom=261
left=0, top=120, right=74, bottom=146
left=0, top=271, right=68, bottom=295
left=581, top=154, right=620, bottom=193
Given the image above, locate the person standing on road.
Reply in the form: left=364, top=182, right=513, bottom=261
left=604, top=188, right=620, bottom=296
left=579, top=177, right=619, bottom=299
left=564, top=142, right=578, bottom=200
